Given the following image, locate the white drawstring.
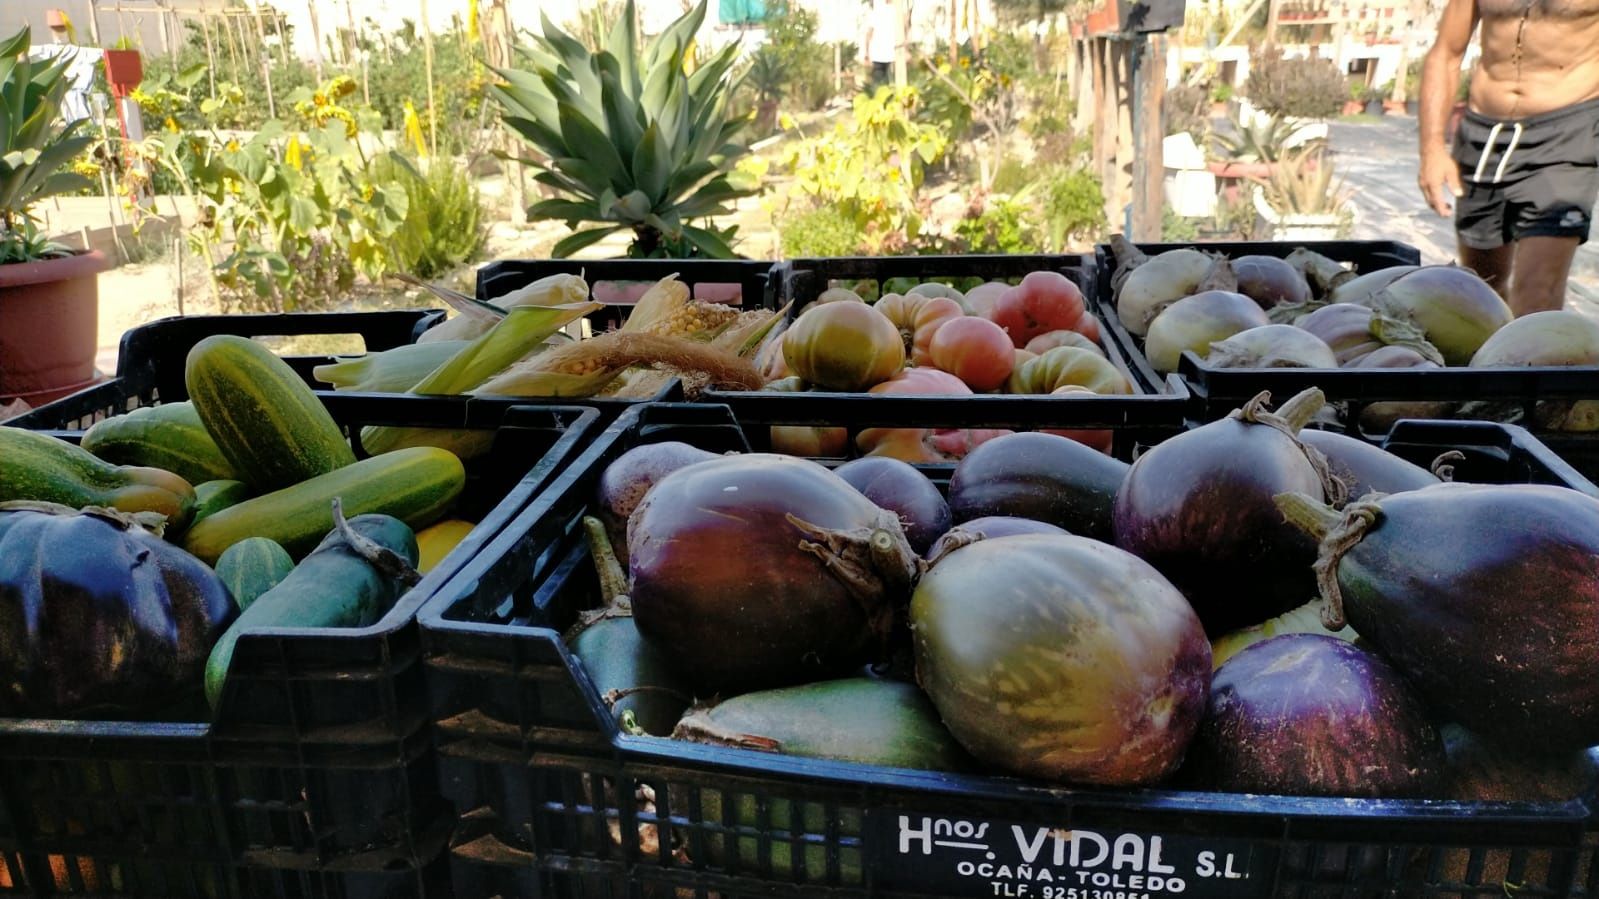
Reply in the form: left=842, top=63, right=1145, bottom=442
left=1491, top=122, right=1524, bottom=184
left=1470, top=121, right=1525, bottom=184
left=1472, top=122, right=1505, bottom=182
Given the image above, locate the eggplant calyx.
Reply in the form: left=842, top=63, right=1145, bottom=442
left=924, top=528, right=981, bottom=567
left=1431, top=450, right=1466, bottom=482
left=1268, top=296, right=1330, bottom=324
left=331, top=498, right=421, bottom=588
left=1197, top=255, right=1239, bottom=294
left=786, top=511, right=920, bottom=640
left=1234, top=389, right=1349, bottom=507
left=1311, top=497, right=1382, bottom=631
left=673, top=708, right=785, bottom=752
left=1369, top=313, right=1446, bottom=365
left=1284, top=247, right=1355, bottom=297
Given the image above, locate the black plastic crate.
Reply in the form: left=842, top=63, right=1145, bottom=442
left=420, top=401, right=1599, bottom=898
left=704, top=254, right=1189, bottom=459
left=1091, top=240, right=1424, bottom=396
left=8, top=310, right=678, bottom=438
left=0, top=384, right=604, bottom=895
left=474, top=258, right=786, bottom=334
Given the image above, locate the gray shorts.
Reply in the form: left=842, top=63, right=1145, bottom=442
left=1451, top=97, right=1599, bottom=249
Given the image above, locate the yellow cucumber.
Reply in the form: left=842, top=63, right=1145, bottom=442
left=180, top=447, right=465, bottom=565
left=185, top=335, right=356, bottom=491
left=416, top=519, right=477, bottom=573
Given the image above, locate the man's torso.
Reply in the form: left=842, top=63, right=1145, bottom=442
left=1469, top=0, right=1599, bottom=119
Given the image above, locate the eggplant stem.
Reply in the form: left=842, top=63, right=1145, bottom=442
left=1108, top=234, right=1150, bottom=297
left=330, top=498, right=421, bottom=588
left=1431, top=450, right=1466, bottom=482
left=1197, top=255, right=1239, bottom=293
left=786, top=512, right=917, bottom=644
left=1309, top=499, right=1383, bottom=631
left=1369, top=313, right=1446, bottom=365
left=1273, top=491, right=1342, bottom=540
left=603, top=685, right=693, bottom=709
left=583, top=515, right=631, bottom=608
left=1276, top=387, right=1329, bottom=431
left=1285, top=248, right=1356, bottom=297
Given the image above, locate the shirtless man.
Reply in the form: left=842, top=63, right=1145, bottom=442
left=1417, top=0, right=1599, bottom=315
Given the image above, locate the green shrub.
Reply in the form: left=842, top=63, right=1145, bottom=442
left=777, top=205, right=864, bottom=258
left=991, top=158, right=1033, bottom=195
left=1165, top=83, right=1210, bottom=137
left=1245, top=47, right=1345, bottom=120
left=370, top=154, right=485, bottom=279
left=1162, top=205, right=1200, bottom=242
left=955, top=195, right=1042, bottom=254
left=763, top=3, right=836, bottom=111
left=1037, top=165, right=1106, bottom=252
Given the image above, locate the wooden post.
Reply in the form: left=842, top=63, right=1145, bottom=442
left=198, top=0, right=217, bottom=98
left=220, top=8, right=241, bottom=85
left=421, top=0, right=439, bottom=156
left=1266, top=0, right=1283, bottom=44
left=949, top=0, right=959, bottom=66
left=86, top=0, right=102, bottom=47
left=305, top=0, right=326, bottom=80
left=251, top=7, right=276, bottom=120
left=1131, top=34, right=1166, bottom=240
left=894, top=0, right=908, bottom=88
left=275, top=13, right=291, bottom=67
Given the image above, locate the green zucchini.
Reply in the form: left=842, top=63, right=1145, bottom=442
left=185, top=334, right=356, bottom=491
left=180, top=446, right=465, bottom=565
left=204, top=514, right=418, bottom=709
left=215, top=537, right=295, bottom=612
left=80, top=402, right=240, bottom=485
left=192, top=479, right=252, bottom=526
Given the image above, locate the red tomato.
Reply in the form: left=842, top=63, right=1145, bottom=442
left=987, top=271, right=1098, bottom=348
left=875, top=293, right=965, bottom=366
left=858, top=368, right=1001, bottom=462
left=929, top=317, right=1016, bottom=392
left=769, top=426, right=850, bottom=456
left=1040, top=386, right=1114, bottom=454
left=783, top=302, right=905, bottom=391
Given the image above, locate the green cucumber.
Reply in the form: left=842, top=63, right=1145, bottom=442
left=185, top=334, right=357, bottom=491
left=192, top=480, right=252, bottom=526
left=214, top=537, right=295, bottom=612
left=80, top=401, right=240, bottom=485
left=180, top=446, right=464, bottom=565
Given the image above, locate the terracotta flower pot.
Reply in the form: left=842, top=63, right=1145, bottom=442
left=0, top=250, right=111, bottom=405
left=1207, top=160, right=1279, bottom=181
left=1342, top=100, right=1364, bottom=116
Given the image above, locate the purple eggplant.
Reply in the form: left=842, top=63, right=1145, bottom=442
left=1297, top=429, right=1440, bottom=500
left=1276, top=483, right=1599, bottom=750
left=1184, top=633, right=1443, bottom=797
left=1114, top=388, right=1341, bottom=634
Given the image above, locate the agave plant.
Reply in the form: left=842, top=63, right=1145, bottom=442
left=0, top=27, right=95, bottom=263
left=1211, top=114, right=1300, bottom=164
left=492, top=0, right=757, bottom=258
left=1264, top=147, right=1351, bottom=216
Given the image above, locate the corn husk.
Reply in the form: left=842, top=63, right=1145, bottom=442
left=476, top=332, right=765, bottom=399
left=362, top=300, right=603, bottom=457
left=416, top=272, right=591, bottom=343
left=312, top=340, right=469, bottom=392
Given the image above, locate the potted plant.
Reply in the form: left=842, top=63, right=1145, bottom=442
left=1208, top=114, right=1296, bottom=181
left=1254, top=147, right=1354, bottom=241
left=747, top=45, right=789, bottom=138
left=1362, top=84, right=1386, bottom=117
left=1341, top=78, right=1365, bottom=117
left=0, top=26, right=107, bottom=405
left=1209, top=80, right=1235, bottom=117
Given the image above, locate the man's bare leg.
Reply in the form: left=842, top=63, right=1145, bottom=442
left=1508, top=235, right=1580, bottom=315
left=1458, top=242, right=1514, bottom=300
